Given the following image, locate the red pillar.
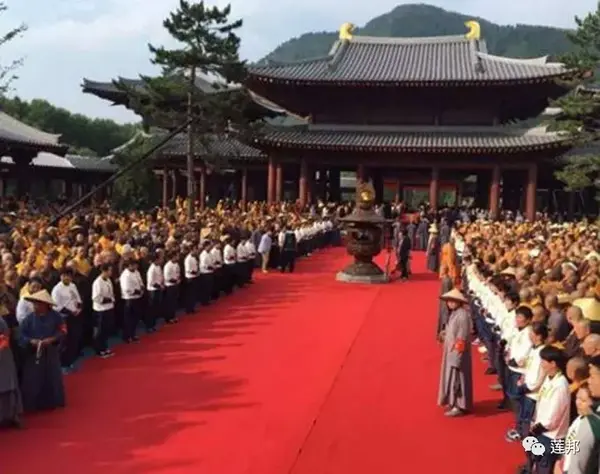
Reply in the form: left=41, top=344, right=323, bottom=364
left=275, top=161, right=283, bottom=203
left=429, top=166, right=439, bottom=211
left=489, top=164, right=501, bottom=220
left=525, top=163, right=537, bottom=221
left=198, top=166, right=206, bottom=210
left=299, top=158, right=308, bottom=207
left=267, top=156, right=276, bottom=204
left=241, top=167, right=248, bottom=208
left=162, top=167, right=168, bottom=208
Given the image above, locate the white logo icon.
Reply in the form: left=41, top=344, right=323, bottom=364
left=522, top=436, right=546, bottom=456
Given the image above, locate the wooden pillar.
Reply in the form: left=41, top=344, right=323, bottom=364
left=429, top=166, right=439, bottom=211
left=357, top=163, right=365, bottom=183
left=299, top=158, right=308, bottom=207
left=275, top=161, right=283, bottom=203
left=162, top=167, right=168, bottom=208
left=489, top=164, right=501, bottom=220
left=199, top=166, right=206, bottom=210
left=241, top=168, right=248, bottom=208
left=170, top=170, right=177, bottom=201
left=267, top=156, right=276, bottom=205
left=525, top=163, right=538, bottom=221
left=567, top=191, right=576, bottom=220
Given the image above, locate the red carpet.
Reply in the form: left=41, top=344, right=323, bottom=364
left=1, top=249, right=523, bottom=474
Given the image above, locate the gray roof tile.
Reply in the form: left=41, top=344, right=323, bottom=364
left=249, top=35, right=567, bottom=84
left=159, top=132, right=265, bottom=160
left=254, top=124, right=567, bottom=153
left=0, top=112, right=67, bottom=153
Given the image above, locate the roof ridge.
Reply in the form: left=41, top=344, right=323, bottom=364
left=305, top=123, right=553, bottom=136
left=477, top=52, right=564, bottom=68
left=350, top=34, right=468, bottom=45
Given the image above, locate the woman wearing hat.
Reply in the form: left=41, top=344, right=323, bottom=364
left=18, top=290, right=66, bottom=412
left=438, top=288, right=473, bottom=417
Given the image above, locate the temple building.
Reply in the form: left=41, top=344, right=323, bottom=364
left=83, top=22, right=594, bottom=218
left=245, top=21, right=582, bottom=219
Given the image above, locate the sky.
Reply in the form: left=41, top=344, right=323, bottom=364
left=0, top=0, right=597, bottom=124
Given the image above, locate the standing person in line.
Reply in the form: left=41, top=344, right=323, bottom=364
left=396, top=228, right=411, bottom=281
left=119, top=259, right=144, bottom=343
left=163, top=251, right=181, bottom=325
left=51, top=268, right=83, bottom=374
left=278, top=225, right=297, bottom=273
left=524, top=346, right=570, bottom=474
left=0, top=316, right=22, bottom=428
left=258, top=229, right=272, bottom=274
left=438, top=288, right=473, bottom=417
left=145, top=253, right=163, bottom=333
left=91, top=263, right=116, bottom=359
left=183, top=246, right=199, bottom=314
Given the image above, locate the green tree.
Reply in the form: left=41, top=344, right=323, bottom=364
left=549, top=2, right=600, bottom=199
left=111, top=134, right=161, bottom=210
left=120, top=0, right=246, bottom=218
left=0, top=2, right=26, bottom=95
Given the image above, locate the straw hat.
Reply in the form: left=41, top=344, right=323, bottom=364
left=440, top=288, right=468, bottom=304
left=200, top=228, right=211, bottom=239
left=557, top=293, right=573, bottom=305
left=500, top=267, right=517, bottom=277
left=25, top=290, right=55, bottom=307
left=584, top=251, right=600, bottom=261
left=572, top=297, right=600, bottom=322
left=220, top=234, right=230, bottom=243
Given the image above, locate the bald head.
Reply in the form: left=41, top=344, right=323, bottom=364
left=583, top=334, right=600, bottom=357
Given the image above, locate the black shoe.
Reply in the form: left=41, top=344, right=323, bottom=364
left=132, top=336, right=140, bottom=343
left=485, top=367, right=497, bottom=375
left=497, top=400, right=510, bottom=410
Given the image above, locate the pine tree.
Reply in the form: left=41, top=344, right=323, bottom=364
left=549, top=2, right=600, bottom=199
left=118, top=0, right=246, bottom=219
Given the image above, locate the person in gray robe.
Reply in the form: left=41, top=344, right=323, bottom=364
left=437, top=268, right=454, bottom=339
left=416, top=220, right=428, bottom=251
left=0, top=317, right=22, bottom=428
left=438, top=289, right=474, bottom=417
left=406, top=221, right=416, bottom=250
left=426, top=225, right=440, bottom=273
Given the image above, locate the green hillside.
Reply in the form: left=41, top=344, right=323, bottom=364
left=264, top=3, right=574, bottom=63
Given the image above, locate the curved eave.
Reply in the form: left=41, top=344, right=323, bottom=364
left=252, top=137, right=571, bottom=155
left=246, top=72, right=571, bottom=88
left=0, top=139, right=69, bottom=156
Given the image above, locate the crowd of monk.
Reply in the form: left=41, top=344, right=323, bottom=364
left=433, top=216, right=600, bottom=474
left=0, top=197, right=340, bottom=430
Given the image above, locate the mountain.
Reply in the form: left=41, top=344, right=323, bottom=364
left=263, top=4, right=574, bottom=63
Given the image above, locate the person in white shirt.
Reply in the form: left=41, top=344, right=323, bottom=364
left=494, top=291, right=520, bottom=409
left=119, top=259, right=144, bottom=343
left=525, top=345, right=570, bottom=474
left=183, top=246, right=199, bottom=313
left=163, top=251, right=181, bottom=324
left=209, top=241, right=223, bottom=299
left=145, top=252, right=164, bottom=332
left=236, top=237, right=249, bottom=286
left=505, top=306, right=534, bottom=403
left=91, top=263, right=115, bottom=358
left=16, top=279, right=42, bottom=324
left=51, top=268, right=83, bottom=372
left=243, top=235, right=256, bottom=283
left=506, top=321, right=548, bottom=442
left=222, top=235, right=236, bottom=294
left=198, top=240, right=214, bottom=306
left=257, top=231, right=272, bottom=273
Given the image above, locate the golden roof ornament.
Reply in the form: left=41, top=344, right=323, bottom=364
left=464, top=20, right=481, bottom=40
left=339, top=22, right=355, bottom=41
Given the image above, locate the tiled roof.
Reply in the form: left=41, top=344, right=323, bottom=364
left=253, top=124, right=568, bottom=153
left=160, top=132, right=265, bottom=160
left=82, top=74, right=240, bottom=101
left=0, top=152, right=115, bottom=172
left=0, top=112, right=67, bottom=153
left=248, top=35, right=567, bottom=85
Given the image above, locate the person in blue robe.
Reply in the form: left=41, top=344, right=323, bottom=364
left=18, top=290, right=66, bottom=412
